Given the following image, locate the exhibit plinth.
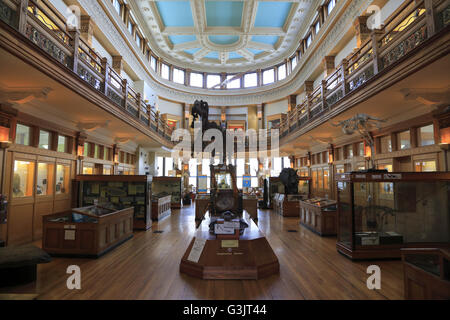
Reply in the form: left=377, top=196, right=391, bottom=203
left=180, top=214, right=279, bottom=280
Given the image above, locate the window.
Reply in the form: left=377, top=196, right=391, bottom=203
left=378, top=164, right=393, bottom=172
left=94, top=145, right=100, bottom=159
left=188, top=158, right=198, bottom=188
left=327, top=0, right=336, bottom=15
left=83, top=164, right=94, bottom=175
left=104, top=147, right=110, bottom=161
left=128, top=20, right=134, bottom=35
left=13, top=160, right=35, bottom=198
left=84, top=142, right=89, bottom=157
left=161, top=63, right=170, bottom=80
left=207, top=74, right=221, bottom=89
left=56, top=164, right=70, bottom=194
left=244, top=73, right=257, bottom=88
left=15, top=124, right=30, bottom=146
left=415, top=160, right=437, bottom=172
left=226, top=75, right=240, bottom=89
left=37, top=163, right=54, bottom=196
left=380, top=135, right=392, bottom=153
left=165, top=157, right=174, bottom=176
left=136, top=34, right=142, bottom=48
left=156, top=156, right=164, bottom=176
left=283, top=157, right=291, bottom=169
left=57, top=135, right=67, bottom=153
left=249, top=158, right=259, bottom=176
left=306, top=34, right=312, bottom=48
left=150, top=56, right=157, bottom=71
left=39, top=130, right=50, bottom=149
left=419, top=124, right=435, bottom=146
left=263, top=69, right=275, bottom=85
left=314, top=20, right=320, bottom=34
left=112, top=0, right=121, bottom=16
left=278, top=64, right=286, bottom=81
left=172, top=68, right=185, bottom=84
left=291, top=55, right=298, bottom=71
left=358, top=142, right=364, bottom=157
left=397, top=130, right=411, bottom=150
left=190, top=72, right=203, bottom=87
left=346, top=145, right=353, bottom=158
left=272, top=157, right=282, bottom=177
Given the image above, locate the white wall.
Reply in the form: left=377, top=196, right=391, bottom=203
left=157, top=98, right=183, bottom=116
left=335, top=36, right=357, bottom=66
left=92, top=36, right=112, bottom=65
left=264, top=99, right=288, bottom=125
left=121, top=71, right=135, bottom=89
left=49, top=0, right=69, bottom=18
left=379, top=0, right=404, bottom=22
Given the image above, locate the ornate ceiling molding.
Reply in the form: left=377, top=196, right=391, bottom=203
left=90, top=0, right=370, bottom=106
left=133, top=0, right=310, bottom=71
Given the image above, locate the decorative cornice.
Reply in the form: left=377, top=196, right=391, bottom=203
left=83, top=0, right=371, bottom=106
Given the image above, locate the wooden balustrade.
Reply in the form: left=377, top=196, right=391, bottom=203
left=0, top=0, right=174, bottom=142
left=1, top=0, right=448, bottom=144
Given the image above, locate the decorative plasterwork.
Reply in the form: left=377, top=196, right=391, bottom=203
left=133, top=0, right=311, bottom=71
left=89, top=0, right=370, bottom=106
left=0, top=87, right=52, bottom=104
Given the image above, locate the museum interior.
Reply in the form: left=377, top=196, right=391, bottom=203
left=0, top=0, right=449, bottom=301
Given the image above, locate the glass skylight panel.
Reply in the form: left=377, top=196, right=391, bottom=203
left=278, top=64, right=286, bottom=81
left=263, top=69, right=275, bottom=85
left=244, top=73, right=257, bottom=88
left=173, top=68, right=185, bottom=84
left=190, top=72, right=203, bottom=87
left=161, top=63, right=170, bottom=80
left=207, top=75, right=221, bottom=89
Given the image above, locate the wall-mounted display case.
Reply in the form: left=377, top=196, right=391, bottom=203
left=336, top=172, right=450, bottom=260
left=42, top=205, right=134, bottom=257
left=73, top=175, right=152, bottom=231
left=152, top=177, right=182, bottom=208
left=300, top=198, right=337, bottom=236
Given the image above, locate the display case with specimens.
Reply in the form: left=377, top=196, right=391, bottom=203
left=336, top=172, right=450, bottom=260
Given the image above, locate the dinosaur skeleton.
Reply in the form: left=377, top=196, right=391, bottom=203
left=332, top=114, right=386, bottom=169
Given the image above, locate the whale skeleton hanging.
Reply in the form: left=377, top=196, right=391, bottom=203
left=209, top=69, right=252, bottom=89
left=332, top=114, right=386, bottom=170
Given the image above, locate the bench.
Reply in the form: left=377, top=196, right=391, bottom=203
left=0, top=245, right=51, bottom=287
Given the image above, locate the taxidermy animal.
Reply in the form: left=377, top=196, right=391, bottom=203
left=279, top=168, right=300, bottom=195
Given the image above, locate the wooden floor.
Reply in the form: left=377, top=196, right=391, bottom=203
left=1, top=205, right=405, bottom=300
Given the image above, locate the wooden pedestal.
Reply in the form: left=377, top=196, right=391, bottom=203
left=180, top=215, right=279, bottom=280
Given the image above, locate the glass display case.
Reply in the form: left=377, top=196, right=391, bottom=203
left=268, top=177, right=284, bottom=209
left=12, top=160, right=35, bottom=198
left=401, top=248, right=450, bottom=300
left=336, top=172, right=450, bottom=260
left=299, top=198, right=337, bottom=236
left=73, top=175, right=152, bottom=230
left=42, top=205, right=134, bottom=257
left=152, top=177, right=182, bottom=208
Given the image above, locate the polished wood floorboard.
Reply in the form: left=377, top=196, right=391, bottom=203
left=1, top=205, right=404, bottom=300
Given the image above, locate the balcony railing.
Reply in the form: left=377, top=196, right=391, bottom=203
left=280, top=0, right=449, bottom=140
left=0, top=0, right=174, bottom=142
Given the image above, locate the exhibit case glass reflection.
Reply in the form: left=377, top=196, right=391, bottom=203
left=73, top=175, right=152, bottom=230
left=336, top=172, right=450, bottom=260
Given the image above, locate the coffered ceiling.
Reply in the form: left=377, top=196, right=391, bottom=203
left=134, top=0, right=317, bottom=72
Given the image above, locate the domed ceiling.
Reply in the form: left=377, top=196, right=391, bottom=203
left=135, top=1, right=317, bottom=72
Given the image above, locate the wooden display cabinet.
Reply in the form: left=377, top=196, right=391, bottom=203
left=195, top=195, right=211, bottom=221
left=152, top=177, right=182, bottom=209
left=73, top=175, right=152, bottom=231
left=243, top=195, right=258, bottom=221
left=151, top=195, right=171, bottom=221
left=401, top=248, right=450, bottom=300
left=336, top=172, right=450, bottom=260
left=42, top=205, right=134, bottom=257
left=299, top=198, right=337, bottom=236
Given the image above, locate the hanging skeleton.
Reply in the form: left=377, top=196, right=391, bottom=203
left=332, top=114, right=385, bottom=170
